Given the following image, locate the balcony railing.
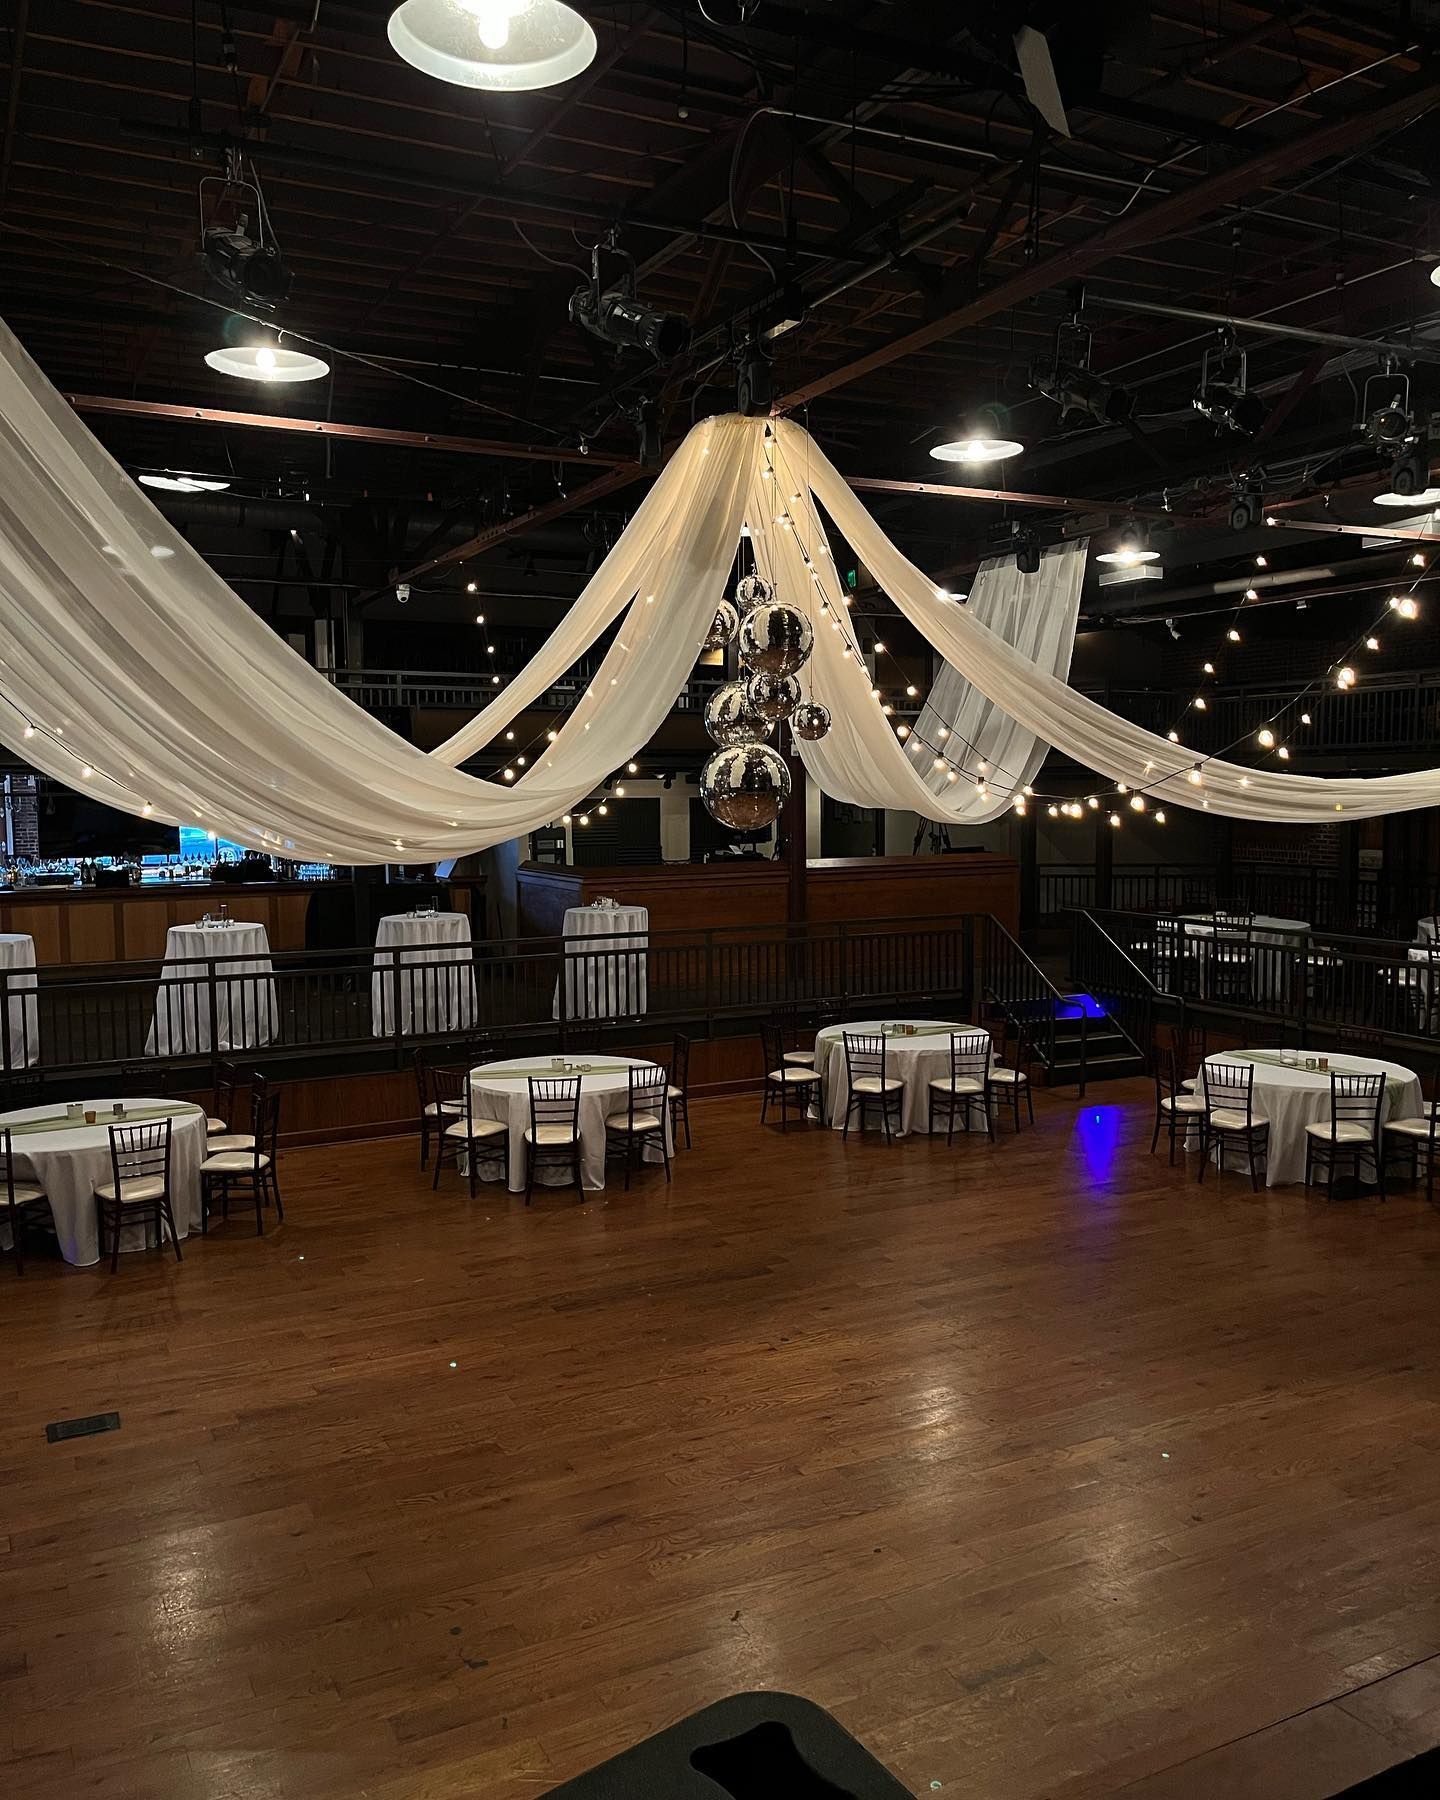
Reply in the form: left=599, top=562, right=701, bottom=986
left=1037, top=863, right=1413, bottom=933
left=329, top=666, right=726, bottom=717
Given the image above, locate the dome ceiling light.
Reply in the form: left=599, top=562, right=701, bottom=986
left=204, top=344, right=331, bottom=383
left=138, top=472, right=231, bottom=493
left=387, top=0, right=597, bottom=92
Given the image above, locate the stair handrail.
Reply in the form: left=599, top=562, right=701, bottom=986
left=1071, top=907, right=1164, bottom=1068
left=981, top=914, right=1081, bottom=1090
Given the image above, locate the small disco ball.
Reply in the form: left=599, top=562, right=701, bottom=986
left=792, top=700, right=831, bottom=741
left=739, top=600, right=814, bottom=677
left=734, top=573, right=772, bottom=613
left=703, top=598, right=740, bottom=652
left=744, top=670, right=802, bottom=722
left=703, top=678, right=774, bottom=748
left=700, top=742, right=792, bottom=831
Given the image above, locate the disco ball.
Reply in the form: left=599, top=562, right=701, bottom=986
left=744, top=670, right=802, bottom=722
left=738, top=600, right=814, bottom=677
left=792, top=700, right=831, bottom=741
left=734, top=573, right=772, bottom=613
left=703, top=679, right=774, bottom=748
left=703, top=598, right=740, bottom=651
left=700, top=742, right=792, bottom=831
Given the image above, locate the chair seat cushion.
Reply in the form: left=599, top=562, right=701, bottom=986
left=1160, top=1094, right=1205, bottom=1114
left=1208, top=1107, right=1268, bottom=1132
left=667, top=1084, right=683, bottom=1101
left=1385, top=1116, right=1435, bottom=1139
left=200, top=1152, right=271, bottom=1175
left=987, top=1067, right=1028, bottom=1085
left=424, top=1099, right=464, bottom=1118
left=607, top=1110, right=663, bottom=1133
left=853, top=1074, right=903, bottom=1094
left=444, top=1117, right=507, bottom=1141
left=206, top=1133, right=255, bottom=1154
left=770, top=1066, right=821, bottom=1084
left=205, top=1115, right=228, bottom=1135
left=94, top=1175, right=168, bottom=1203
left=1304, top=1120, right=1375, bottom=1144
left=782, top=1050, right=816, bottom=1066
left=4, top=1181, right=46, bottom=1206
left=525, top=1123, right=579, bottom=1146
left=929, top=1075, right=983, bottom=1095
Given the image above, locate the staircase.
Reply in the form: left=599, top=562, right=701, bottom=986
left=982, top=918, right=1147, bottom=1093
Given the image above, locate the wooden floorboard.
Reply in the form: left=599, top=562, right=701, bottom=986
left=3, top=1081, right=1440, bottom=1798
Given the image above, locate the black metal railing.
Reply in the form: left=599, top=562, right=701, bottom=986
left=0, top=913, right=986, bottom=1087
left=1038, top=863, right=1400, bottom=933
left=1080, top=906, right=1440, bottom=1052
left=1070, top=911, right=1160, bottom=1065
left=980, top=915, right=1075, bottom=1084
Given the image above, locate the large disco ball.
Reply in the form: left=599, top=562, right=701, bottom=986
left=739, top=600, right=814, bottom=676
left=703, top=598, right=740, bottom=652
left=704, top=679, right=774, bottom=748
left=792, top=700, right=832, bottom=741
left=744, top=670, right=802, bottom=721
left=700, top=742, right=792, bottom=830
left=734, top=573, right=772, bottom=614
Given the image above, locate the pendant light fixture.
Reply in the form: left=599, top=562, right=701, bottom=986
left=929, top=405, right=1023, bottom=465
left=204, top=342, right=330, bottom=383
left=1095, top=518, right=1159, bottom=566
left=1373, top=486, right=1440, bottom=508
left=387, top=0, right=597, bottom=91
left=138, top=472, right=231, bottom=493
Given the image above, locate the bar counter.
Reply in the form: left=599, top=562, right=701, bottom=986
left=0, top=881, right=322, bottom=964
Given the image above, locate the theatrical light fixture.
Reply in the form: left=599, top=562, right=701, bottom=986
left=1095, top=519, right=1158, bottom=567
left=1229, top=478, right=1264, bottom=533
left=1029, top=315, right=1133, bottom=427
left=1374, top=484, right=1440, bottom=507
left=569, top=234, right=690, bottom=361
left=1192, top=332, right=1266, bottom=437
left=205, top=342, right=330, bottom=383
left=388, top=0, right=596, bottom=91
left=200, top=167, right=292, bottom=312
left=1359, top=365, right=1417, bottom=453
left=138, top=472, right=230, bottom=493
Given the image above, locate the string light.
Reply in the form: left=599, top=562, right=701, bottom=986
left=627, top=761, right=638, bottom=774
left=1336, top=666, right=1356, bottom=689
left=1087, top=795, right=1099, bottom=810
left=1202, top=662, right=1215, bottom=675
left=1193, top=696, right=1207, bottom=711
left=1187, top=764, right=1203, bottom=785
left=1167, top=730, right=1180, bottom=743
left=1130, top=793, right=1145, bottom=811
left=896, top=724, right=910, bottom=739
left=1365, top=636, right=1380, bottom=651
left=1257, top=727, right=1275, bottom=748
left=1108, top=812, right=1121, bottom=827
left=1227, top=627, right=1242, bottom=642
left=1154, top=810, right=1166, bottom=824
left=1277, top=745, right=1289, bottom=760
left=1047, top=804, right=1059, bottom=819
left=1300, top=711, right=1311, bottom=725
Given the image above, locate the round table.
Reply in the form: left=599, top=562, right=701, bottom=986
left=814, top=1019, right=977, bottom=1136
left=468, top=1054, right=671, bottom=1192
left=145, top=921, right=278, bottom=1055
left=371, top=911, right=477, bottom=1037
left=554, top=904, right=649, bottom=1021
left=1200, top=1050, right=1422, bottom=1188
left=1182, top=914, right=1310, bottom=1005
left=0, top=930, right=38, bottom=1070
left=0, top=1099, right=207, bottom=1265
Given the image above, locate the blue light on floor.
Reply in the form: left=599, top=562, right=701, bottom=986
left=1075, top=1105, right=1123, bottom=1183
left=1057, top=992, right=1107, bottom=1021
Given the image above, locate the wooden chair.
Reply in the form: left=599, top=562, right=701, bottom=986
left=1304, top=1070, right=1386, bottom=1200
left=207, top=1071, right=263, bottom=1154
left=841, top=1031, right=904, bottom=1142
left=563, top=1020, right=604, bottom=1056
left=987, top=1021, right=1034, bottom=1131
left=415, top=1051, right=463, bottom=1171
left=206, top=1060, right=242, bottom=1140
left=0, top=1126, right=49, bottom=1276
left=759, top=1023, right=822, bottom=1131
left=927, top=1030, right=993, bottom=1143
left=666, top=1031, right=693, bottom=1150
left=524, top=1076, right=584, bottom=1203
left=201, top=1088, right=285, bottom=1235
left=604, top=1064, right=671, bottom=1190
left=1169, top=1020, right=1208, bottom=1090
left=94, top=1118, right=181, bottom=1272
left=1150, top=1047, right=1204, bottom=1164
left=1383, top=1077, right=1440, bottom=1204
left=1197, top=1061, right=1269, bottom=1191
left=1208, top=919, right=1255, bottom=1006
left=769, top=1005, right=818, bottom=1068
left=429, top=1064, right=508, bottom=1198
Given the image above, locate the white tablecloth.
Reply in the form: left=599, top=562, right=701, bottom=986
left=146, top=922, right=277, bottom=1055
left=468, top=1054, right=671, bottom=1192
left=1201, top=1051, right=1421, bottom=1187
left=1417, top=917, right=1438, bottom=944
left=555, top=905, right=649, bottom=1020
left=371, top=911, right=477, bottom=1037
left=1182, top=914, right=1310, bottom=1004
left=0, top=1099, right=206, bottom=1265
left=814, top=1018, right=978, bottom=1135
left=0, top=931, right=38, bottom=1070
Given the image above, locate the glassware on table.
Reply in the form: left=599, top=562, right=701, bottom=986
left=201, top=911, right=212, bottom=926
left=66, top=1101, right=83, bottom=1122
left=112, top=1102, right=126, bottom=1119
left=83, top=1109, right=97, bottom=1125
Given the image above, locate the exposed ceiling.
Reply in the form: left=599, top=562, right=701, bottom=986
left=1, top=0, right=1438, bottom=646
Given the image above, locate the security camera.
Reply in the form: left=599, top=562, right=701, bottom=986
left=395, top=582, right=411, bottom=604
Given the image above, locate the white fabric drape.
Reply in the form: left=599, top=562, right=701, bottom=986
left=0, top=317, right=752, bottom=861
left=2, top=303, right=1439, bottom=862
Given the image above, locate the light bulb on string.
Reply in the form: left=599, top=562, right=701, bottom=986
left=1048, top=804, right=1059, bottom=819
left=1336, top=666, right=1356, bottom=689
left=1087, top=795, right=1099, bottom=810
left=1194, top=696, right=1207, bottom=711
left=1365, top=636, right=1380, bottom=651
left=1202, top=662, right=1215, bottom=675
left=1167, top=730, right=1180, bottom=743
left=1129, top=793, right=1145, bottom=812
left=1300, top=711, right=1311, bottom=725
left=1228, top=627, right=1242, bottom=642
left=1187, top=765, right=1203, bottom=785
left=1277, top=745, right=1290, bottom=760
left=1155, top=810, right=1166, bottom=824
left=1257, top=727, right=1275, bottom=748
left=1108, top=812, right=1121, bottom=827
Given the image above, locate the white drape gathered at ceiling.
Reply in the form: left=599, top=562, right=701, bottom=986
left=1, top=307, right=1438, bottom=864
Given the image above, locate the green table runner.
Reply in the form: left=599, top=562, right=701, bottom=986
left=475, top=1063, right=637, bottom=1082
left=1227, top=1050, right=1411, bottom=1109
left=4, top=1102, right=200, bottom=1138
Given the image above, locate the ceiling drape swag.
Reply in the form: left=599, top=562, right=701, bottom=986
left=0, top=316, right=1434, bottom=866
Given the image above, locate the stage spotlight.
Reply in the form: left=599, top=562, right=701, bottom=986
left=1382, top=447, right=1431, bottom=499
left=1359, top=365, right=1416, bottom=453
left=1229, top=477, right=1264, bottom=533
left=1013, top=528, right=1041, bottom=575
left=1192, top=332, right=1266, bottom=436
left=570, top=234, right=689, bottom=360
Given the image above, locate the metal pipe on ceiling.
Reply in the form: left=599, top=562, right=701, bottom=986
left=1083, top=291, right=1440, bottom=366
